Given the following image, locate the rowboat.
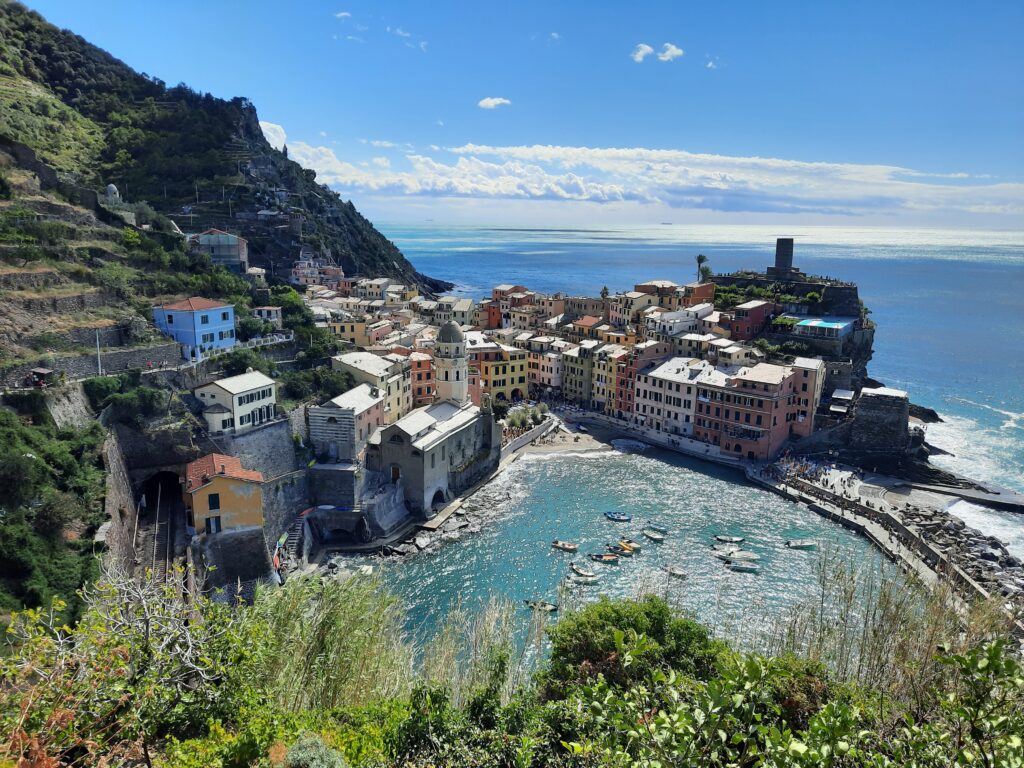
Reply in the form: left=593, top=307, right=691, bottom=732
left=606, top=544, right=633, bottom=557
left=619, top=539, right=643, bottom=553
left=590, top=552, right=620, bottom=564
left=571, top=574, right=600, bottom=585
left=570, top=561, right=597, bottom=578
left=642, top=529, right=666, bottom=542
left=727, top=562, right=760, bottom=574
left=726, top=550, right=762, bottom=562
left=605, top=511, right=632, bottom=522
left=785, top=538, right=817, bottom=550
left=715, top=535, right=745, bottom=543
left=524, top=600, right=558, bottom=612
left=662, top=565, right=687, bottom=579
left=646, top=521, right=669, bottom=534
left=552, top=540, right=578, bottom=552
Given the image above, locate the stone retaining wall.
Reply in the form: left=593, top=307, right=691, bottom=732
left=262, top=470, right=310, bottom=544
left=501, top=418, right=556, bottom=459
left=202, top=418, right=299, bottom=482
left=97, top=433, right=137, bottom=570
left=0, top=268, right=67, bottom=290
left=1, top=342, right=183, bottom=387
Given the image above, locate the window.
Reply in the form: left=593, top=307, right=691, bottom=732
left=206, top=516, right=222, bottom=534
left=167, top=314, right=174, bottom=325
left=208, top=493, right=221, bottom=511
left=221, top=311, right=229, bottom=321
left=200, top=314, right=209, bottom=324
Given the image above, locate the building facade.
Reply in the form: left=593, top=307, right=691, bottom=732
left=182, top=454, right=264, bottom=535
left=307, top=383, right=385, bottom=461
left=194, top=370, right=277, bottom=435
left=153, top=297, right=236, bottom=361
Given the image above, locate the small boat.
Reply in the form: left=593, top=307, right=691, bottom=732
left=606, top=544, right=633, bottom=557
left=711, top=543, right=740, bottom=553
left=571, top=574, right=600, bottom=585
left=728, top=562, right=760, bottom=574
left=642, top=528, right=666, bottom=542
left=552, top=540, right=578, bottom=552
left=726, top=550, right=761, bottom=562
left=786, top=538, right=818, bottom=550
left=605, top=511, right=632, bottom=522
left=570, top=561, right=597, bottom=578
left=715, top=535, right=745, bottom=544
left=619, top=539, right=642, bottom=553
left=590, top=552, right=620, bottom=564
left=524, top=600, right=558, bottom=612
left=662, top=565, right=687, bottom=579
left=646, top=521, right=669, bottom=534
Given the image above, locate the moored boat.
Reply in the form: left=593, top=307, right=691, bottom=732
left=571, top=573, right=600, bottom=584
left=785, top=538, right=817, bottom=550
left=570, top=561, right=597, bottom=578
left=727, top=562, right=760, bottom=574
left=590, top=552, right=620, bottom=564
left=662, top=565, right=687, bottom=579
left=715, top=535, right=744, bottom=543
left=552, top=540, right=578, bottom=552
left=605, top=511, right=632, bottom=522
left=619, top=538, right=642, bottom=552
left=606, top=544, right=633, bottom=557
left=711, top=543, right=740, bottom=553
left=524, top=600, right=558, bottom=612
left=642, top=528, right=666, bottom=542
left=726, top=550, right=761, bottom=562
left=646, top=521, right=669, bottom=533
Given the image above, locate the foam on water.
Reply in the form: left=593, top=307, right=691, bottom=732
left=947, top=500, right=1024, bottom=559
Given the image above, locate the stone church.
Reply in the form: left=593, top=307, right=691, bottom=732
left=364, top=321, right=502, bottom=516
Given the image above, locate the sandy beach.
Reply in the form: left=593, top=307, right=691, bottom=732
left=518, top=420, right=617, bottom=455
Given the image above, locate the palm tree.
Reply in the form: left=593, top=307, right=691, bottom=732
left=695, top=253, right=708, bottom=283
left=700, top=264, right=713, bottom=283
left=600, top=286, right=609, bottom=299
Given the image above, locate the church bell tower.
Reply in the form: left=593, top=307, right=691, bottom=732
left=434, top=321, right=469, bottom=405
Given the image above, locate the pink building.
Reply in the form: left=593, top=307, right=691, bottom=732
left=410, top=351, right=434, bottom=406
left=721, top=300, right=773, bottom=341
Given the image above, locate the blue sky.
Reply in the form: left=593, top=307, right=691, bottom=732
left=27, top=0, right=1024, bottom=228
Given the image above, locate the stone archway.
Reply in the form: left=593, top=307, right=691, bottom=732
left=511, top=388, right=523, bottom=402
left=430, top=488, right=447, bottom=509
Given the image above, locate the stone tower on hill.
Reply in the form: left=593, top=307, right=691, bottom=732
left=434, top=320, right=468, bottom=405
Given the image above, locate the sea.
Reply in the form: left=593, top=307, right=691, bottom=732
left=370, top=223, right=1024, bottom=640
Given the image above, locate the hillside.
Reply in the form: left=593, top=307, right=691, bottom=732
left=0, top=0, right=447, bottom=289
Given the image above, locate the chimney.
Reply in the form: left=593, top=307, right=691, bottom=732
left=219, top=463, right=226, bottom=474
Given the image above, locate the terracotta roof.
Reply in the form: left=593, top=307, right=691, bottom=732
left=159, top=297, right=230, bottom=312
left=575, top=315, right=601, bottom=328
left=185, top=453, right=263, bottom=490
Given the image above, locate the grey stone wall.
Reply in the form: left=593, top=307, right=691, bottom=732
left=0, top=342, right=183, bottom=387
left=261, top=470, right=310, bottom=544
left=0, top=268, right=67, bottom=290
left=288, top=401, right=312, bottom=444
left=849, top=392, right=910, bottom=455
left=98, top=433, right=137, bottom=570
left=16, top=289, right=114, bottom=314
left=205, top=419, right=300, bottom=481
left=310, top=464, right=358, bottom=508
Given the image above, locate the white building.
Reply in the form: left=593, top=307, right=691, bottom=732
left=331, top=351, right=412, bottom=424
left=195, top=370, right=277, bottom=434
left=634, top=357, right=708, bottom=435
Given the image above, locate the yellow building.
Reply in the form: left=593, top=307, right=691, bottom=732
left=478, top=344, right=529, bottom=401
left=183, top=453, right=264, bottom=535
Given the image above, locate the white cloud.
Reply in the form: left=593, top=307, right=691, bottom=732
left=319, top=131, right=327, bottom=137
left=334, top=10, right=350, bottom=18
left=705, top=57, right=718, bottom=69
left=259, top=121, right=286, bottom=151
left=631, top=43, right=654, bottom=63
left=550, top=32, right=560, bottom=41
left=372, top=156, right=391, bottom=168
left=394, top=27, right=411, bottom=37
left=346, top=35, right=365, bottom=43
left=271, top=127, right=1022, bottom=226
left=435, top=120, right=444, bottom=127
left=478, top=96, right=511, bottom=109
left=419, top=41, right=428, bottom=52
left=657, top=43, right=684, bottom=62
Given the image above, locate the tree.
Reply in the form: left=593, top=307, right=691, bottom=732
left=699, top=264, right=713, bottom=283
left=600, top=286, right=609, bottom=299
left=695, top=253, right=709, bottom=283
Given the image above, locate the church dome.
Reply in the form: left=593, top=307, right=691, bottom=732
left=438, top=320, right=464, bottom=344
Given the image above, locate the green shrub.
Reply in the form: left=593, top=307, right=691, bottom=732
left=543, top=595, right=724, bottom=695
left=285, top=733, right=348, bottom=768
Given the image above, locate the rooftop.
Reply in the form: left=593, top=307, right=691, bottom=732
left=861, top=385, right=909, bottom=399
left=206, top=370, right=275, bottom=395
left=324, top=382, right=384, bottom=412
left=334, top=351, right=397, bottom=378
left=733, top=363, right=790, bottom=386
left=389, top=400, right=482, bottom=451
left=159, top=296, right=230, bottom=312
left=185, top=453, right=263, bottom=490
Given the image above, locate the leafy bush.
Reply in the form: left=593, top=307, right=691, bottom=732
left=285, top=733, right=348, bottom=768
left=543, top=595, right=724, bottom=695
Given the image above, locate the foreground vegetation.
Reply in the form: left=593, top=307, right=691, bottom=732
left=2, top=562, right=1021, bottom=767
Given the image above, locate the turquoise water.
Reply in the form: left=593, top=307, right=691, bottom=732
left=385, top=442, right=880, bottom=643
left=364, top=223, right=1024, bottom=636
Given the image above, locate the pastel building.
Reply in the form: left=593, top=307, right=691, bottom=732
left=194, top=370, right=277, bottom=435
left=188, top=229, right=248, bottom=273
left=307, top=383, right=385, bottom=461
left=252, top=306, right=283, bottom=330
left=332, top=351, right=412, bottom=424
left=721, top=300, right=774, bottom=341
left=409, top=351, right=434, bottom=406
left=182, top=453, right=264, bottom=535
left=635, top=357, right=705, bottom=435
left=153, top=297, right=236, bottom=361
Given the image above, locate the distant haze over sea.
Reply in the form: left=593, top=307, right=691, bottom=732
left=382, top=222, right=1024, bottom=556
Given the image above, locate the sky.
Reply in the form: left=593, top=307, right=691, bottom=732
left=26, top=0, right=1024, bottom=229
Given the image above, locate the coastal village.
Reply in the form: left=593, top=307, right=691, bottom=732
left=5, top=223, right=1024, bottom=631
